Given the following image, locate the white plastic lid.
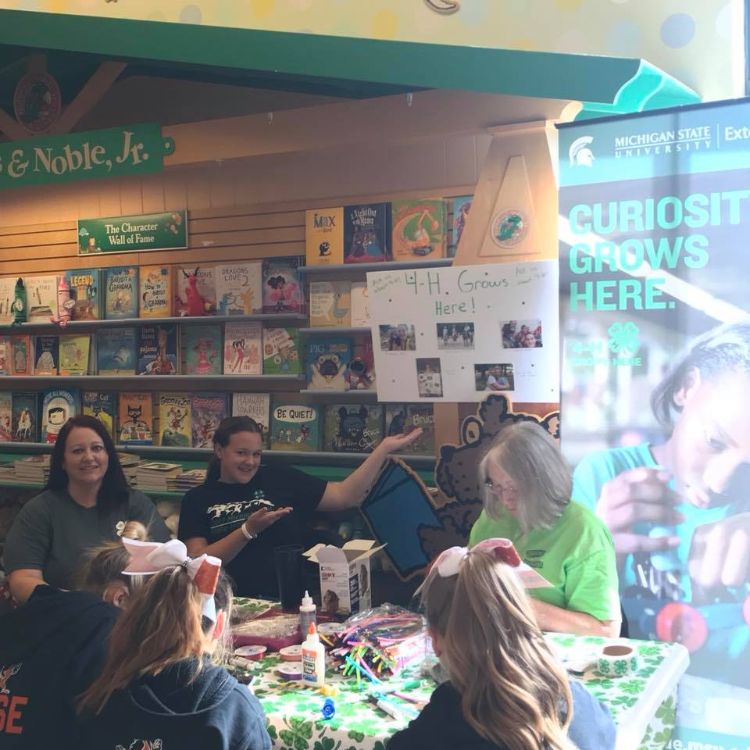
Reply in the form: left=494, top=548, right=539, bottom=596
left=300, top=590, right=315, bottom=611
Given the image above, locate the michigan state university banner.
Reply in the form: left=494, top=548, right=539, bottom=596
left=559, top=100, right=750, bottom=749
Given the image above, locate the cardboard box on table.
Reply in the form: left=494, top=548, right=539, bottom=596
left=304, top=540, right=385, bottom=615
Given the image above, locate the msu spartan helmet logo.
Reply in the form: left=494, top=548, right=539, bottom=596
left=569, top=136, right=595, bottom=167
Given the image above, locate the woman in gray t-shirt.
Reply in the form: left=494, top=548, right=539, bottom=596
left=5, top=414, right=169, bottom=603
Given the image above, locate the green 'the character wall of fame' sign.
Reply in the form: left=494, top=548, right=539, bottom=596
left=0, top=122, right=175, bottom=191
left=78, top=210, right=188, bottom=255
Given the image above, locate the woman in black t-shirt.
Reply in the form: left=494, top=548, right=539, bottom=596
left=178, top=416, right=420, bottom=597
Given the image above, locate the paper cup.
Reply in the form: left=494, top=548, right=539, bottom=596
left=596, top=645, right=639, bottom=677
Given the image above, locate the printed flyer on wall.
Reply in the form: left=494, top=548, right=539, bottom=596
left=558, top=99, right=750, bottom=748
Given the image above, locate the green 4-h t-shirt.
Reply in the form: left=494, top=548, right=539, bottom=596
left=469, top=501, right=621, bottom=623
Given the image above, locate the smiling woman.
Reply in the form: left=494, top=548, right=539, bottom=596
left=4, top=415, right=170, bottom=603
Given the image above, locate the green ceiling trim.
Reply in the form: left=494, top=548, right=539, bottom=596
left=0, top=9, right=699, bottom=110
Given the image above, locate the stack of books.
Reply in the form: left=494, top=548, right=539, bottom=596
left=173, top=468, right=206, bottom=491
left=14, top=454, right=51, bottom=484
left=135, top=461, right=182, bottom=491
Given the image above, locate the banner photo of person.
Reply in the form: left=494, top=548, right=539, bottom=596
left=558, top=99, right=750, bottom=749
left=367, top=261, right=559, bottom=403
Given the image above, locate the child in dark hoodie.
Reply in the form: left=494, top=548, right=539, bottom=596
left=77, top=538, right=270, bottom=750
left=387, top=539, right=617, bottom=750
left=0, top=521, right=147, bottom=749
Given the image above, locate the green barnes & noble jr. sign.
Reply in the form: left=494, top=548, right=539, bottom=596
left=78, top=210, right=188, bottom=255
left=0, top=123, right=175, bottom=190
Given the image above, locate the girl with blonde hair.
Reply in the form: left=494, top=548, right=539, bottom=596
left=388, top=540, right=615, bottom=750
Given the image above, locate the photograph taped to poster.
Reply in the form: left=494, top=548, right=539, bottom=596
left=367, top=261, right=559, bottom=402
left=558, top=99, right=750, bottom=748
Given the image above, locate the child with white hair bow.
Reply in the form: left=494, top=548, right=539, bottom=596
left=77, top=538, right=272, bottom=750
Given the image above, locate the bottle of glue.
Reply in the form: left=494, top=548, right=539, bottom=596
left=301, top=623, right=326, bottom=686
left=299, top=590, right=317, bottom=636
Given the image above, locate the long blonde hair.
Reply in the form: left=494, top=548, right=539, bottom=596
left=421, top=548, right=575, bottom=750
left=77, top=564, right=232, bottom=716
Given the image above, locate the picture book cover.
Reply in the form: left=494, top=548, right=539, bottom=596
left=262, top=257, right=303, bottom=314
left=0, top=392, right=12, bottom=442
left=0, top=336, right=10, bottom=375
left=306, top=338, right=351, bottom=390
left=25, top=275, right=59, bottom=322
left=0, top=277, right=14, bottom=324
left=65, top=268, right=101, bottom=320
left=12, top=392, right=38, bottom=443
left=449, top=195, right=472, bottom=258
left=191, top=392, right=229, bottom=448
left=305, top=207, right=344, bottom=266
left=175, top=265, right=216, bottom=317
left=136, top=325, right=179, bottom=375
left=270, top=400, right=321, bottom=452
left=223, top=321, right=262, bottom=375
left=182, top=324, right=222, bottom=375
left=139, top=265, right=173, bottom=318
left=10, top=335, right=31, bottom=375
left=118, top=392, right=153, bottom=445
left=348, top=336, right=376, bottom=391
left=323, top=404, right=383, bottom=453
left=309, top=281, right=351, bottom=328
left=344, top=203, right=390, bottom=263
left=33, top=335, right=59, bottom=375
left=216, top=263, right=263, bottom=315
left=104, top=266, right=139, bottom=319
left=59, top=334, right=91, bottom=376
left=158, top=393, right=192, bottom=447
left=96, top=328, right=137, bottom=375
left=391, top=199, right=446, bottom=261
left=82, top=391, right=115, bottom=438
left=350, top=281, right=371, bottom=327
left=385, top=404, right=436, bottom=454
left=232, top=392, right=270, bottom=445
left=262, top=327, right=301, bottom=375
left=41, top=388, right=80, bottom=444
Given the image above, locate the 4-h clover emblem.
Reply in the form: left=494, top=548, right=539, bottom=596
left=608, top=321, right=640, bottom=355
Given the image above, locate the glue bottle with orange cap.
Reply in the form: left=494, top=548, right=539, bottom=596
left=302, top=622, right=326, bottom=687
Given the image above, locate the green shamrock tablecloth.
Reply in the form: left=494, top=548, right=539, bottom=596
left=232, top=633, right=688, bottom=750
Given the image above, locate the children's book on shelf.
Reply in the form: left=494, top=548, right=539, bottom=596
left=10, top=335, right=31, bottom=376
left=344, top=203, right=390, bottom=263
left=137, top=325, right=179, bottom=375
left=232, top=393, right=270, bottom=446
left=104, top=266, right=139, bottom=319
left=223, top=321, right=262, bottom=376
left=309, top=281, right=351, bottom=328
left=82, top=391, right=115, bottom=438
left=59, top=334, right=91, bottom=376
left=216, top=262, right=263, bottom=315
left=305, top=207, right=344, bottom=266
left=391, top=199, right=446, bottom=261
left=175, top=265, right=217, bottom=317
left=0, top=392, right=12, bottom=442
left=139, top=265, right=173, bottom=318
left=349, top=282, right=371, bottom=328
left=41, top=388, right=80, bottom=444
left=25, top=275, right=59, bottom=322
left=0, top=277, right=14, bottom=324
left=270, top=400, right=321, bottom=452
left=65, top=268, right=101, bottom=320
left=12, top=392, right=39, bottom=443
left=449, top=195, right=472, bottom=258
left=182, top=324, right=222, bottom=375
left=323, top=404, right=383, bottom=453
left=262, top=257, right=303, bottom=313
left=0, top=336, right=10, bottom=375
left=118, top=392, right=153, bottom=446
left=262, top=327, right=301, bottom=375
left=306, top=338, right=351, bottom=390
left=33, top=335, right=59, bottom=375
left=96, top=328, right=137, bottom=375
left=348, top=336, right=376, bottom=390
left=384, top=403, right=436, bottom=454
left=191, top=392, right=229, bottom=448
left=158, top=393, right=192, bottom=447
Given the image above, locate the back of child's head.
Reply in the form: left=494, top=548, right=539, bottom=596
left=420, top=546, right=575, bottom=750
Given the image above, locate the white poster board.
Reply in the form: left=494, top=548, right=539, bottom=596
left=367, top=261, right=559, bottom=402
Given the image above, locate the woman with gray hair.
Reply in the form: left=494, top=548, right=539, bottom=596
left=469, top=421, right=621, bottom=636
